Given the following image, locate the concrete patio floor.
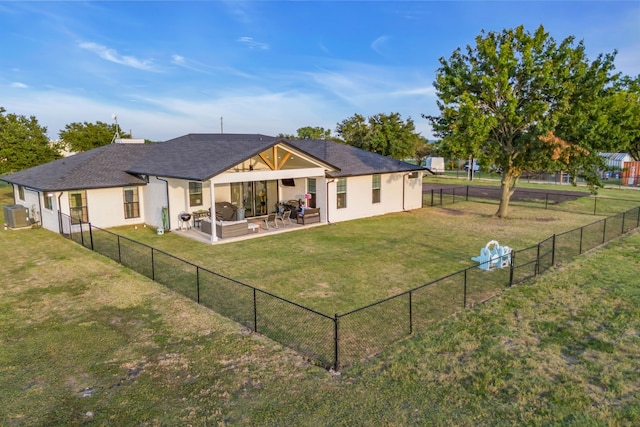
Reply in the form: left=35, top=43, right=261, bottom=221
left=174, top=217, right=324, bottom=245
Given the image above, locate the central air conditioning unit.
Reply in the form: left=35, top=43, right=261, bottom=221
left=3, top=205, right=30, bottom=228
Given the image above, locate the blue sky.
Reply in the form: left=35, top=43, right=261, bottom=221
left=1, top=1, right=639, bottom=141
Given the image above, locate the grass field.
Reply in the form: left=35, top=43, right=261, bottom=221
left=1, top=179, right=639, bottom=424
left=107, top=201, right=617, bottom=316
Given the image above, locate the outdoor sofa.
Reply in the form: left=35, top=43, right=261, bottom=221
left=296, top=207, right=320, bottom=225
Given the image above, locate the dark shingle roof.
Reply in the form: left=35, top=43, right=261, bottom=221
left=1, top=134, right=426, bottom=191
left=1, top=144, right=152, bottom=192
left=127, top=133, right=279, bottom=181
left=287, top=139, right=426, bottom=177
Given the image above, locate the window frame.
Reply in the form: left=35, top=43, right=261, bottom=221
left=307, top=178, right=317, bottom=208
left=123, top=186, right=140, bottom=219
left=44, top=193, right=53, bottom=210
left=372, top=174, right=381, bottom=204
left=69, top=190, right=88, bottom=224
left=189, top=182, right=203, bottom=207
left=18, top=185, right=25, bottom=201
left=336, top=178, right=347, bottom=209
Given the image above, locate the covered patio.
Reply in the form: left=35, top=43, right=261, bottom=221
left=174, top=212, right=324, bottom=244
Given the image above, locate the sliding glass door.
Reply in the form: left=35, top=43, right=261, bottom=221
left=230, top=180, right=278, bottom=217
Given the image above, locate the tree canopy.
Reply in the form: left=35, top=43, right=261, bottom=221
left=605, top=75, right=640, bottom=161
left=296, top=126, right=332, bottom=140
left=426, top=25, right=618, bottom=218
left=336, top=112, right=423, bottom=160
left=0, top=107, right=60, bottom=174
left=59, top=121, right=130, bottom=153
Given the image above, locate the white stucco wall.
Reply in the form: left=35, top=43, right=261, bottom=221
left=144, top=177, right=169, bottom=229
left=40, top=192, right=61, bottom=232
left=325, top=172, right=423, bottom=223
left=81, top=187, right=145, bottom=229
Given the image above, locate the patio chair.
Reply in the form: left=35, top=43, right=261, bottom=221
left=263, top=212, right=279, bottom=229
left=278, top=210, right=292, bottom=226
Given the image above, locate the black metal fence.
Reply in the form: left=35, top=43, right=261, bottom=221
left=423, top=185, right=640, bottom=217
left=59, top=204, right=640, bottom=370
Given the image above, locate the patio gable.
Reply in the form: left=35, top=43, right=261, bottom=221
left=224, top=143, right=336, bottom=174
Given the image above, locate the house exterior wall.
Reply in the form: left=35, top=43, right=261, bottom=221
left=144, top=177, right=169, bottom=229
left=8, top=186, right=39, bottom=228
left=325, top=172, right=423, bottom=223
left=154, top=177, right=209, bottom=231
left=40, top=191, right=60, bottom=232
left=82, top=187, right=145, bottom=228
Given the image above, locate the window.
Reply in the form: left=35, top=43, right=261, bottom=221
left=44, top=193, right=53, bottom=210
left=372, top=174, right=381, bottom=204
left=189, top=182, right=202, bottom=207
left=18, top=185, right=24, bottom=200
left=336, top=178, right=347, bottom=209
left=307, top=178, right=317, bottom=208
left=408, top=171, right=419, bottom=179
left=123, top=187, right=140, bottom=219
left=69, top=190, right=88, bottom=224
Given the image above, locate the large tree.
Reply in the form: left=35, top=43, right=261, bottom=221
left=59, top=121, right=130, bottom=153
left=605, top=75, right=640, bottom=160
left=336, top=112, right=423, bottom=160
left=296, top=126, right=332, bottom=140
left=426, top=25, right=617, bottom=218
left=0, top=107, right=60, bottom=174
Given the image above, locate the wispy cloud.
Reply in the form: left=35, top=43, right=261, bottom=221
left=371, top=35, right=390, bottom=55
left=11, top=82, right=28, bottom=88
left=170, top=53, right=256, bottom=79
left=236, top=37, right=269, bottom=50
left=390, top=87, right=436, bottom=97
left=78, top=41, right=156, bottom=71
left=170, top=54, right=203, bottom=72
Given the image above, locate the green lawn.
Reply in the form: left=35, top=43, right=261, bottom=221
left=108, top=201, right=620, bottom=316
left=2, top=179, right=639, bottom=424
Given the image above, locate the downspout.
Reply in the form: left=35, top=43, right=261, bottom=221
left=402, top=172, right=412, bottom=211
left=209, top=180, right=217, bottom=243
left=326, top=178, right=335, bottom=224
left=156, top=177, right=171, bottom=230
left=37, top=191, right=43, bottom=226
left=9, top=183, right=16, bottom=204
left=57, top=192, right=64, bottom=234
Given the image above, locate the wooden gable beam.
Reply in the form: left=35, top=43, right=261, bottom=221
left=258, top=152, right=276, bottom=170
left=258, top=145, right=291, bottom=171
left=277, top=152, right=291, bottom=170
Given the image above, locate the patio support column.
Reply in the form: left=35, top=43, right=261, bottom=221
left=209, top=181, right=218, bottom=244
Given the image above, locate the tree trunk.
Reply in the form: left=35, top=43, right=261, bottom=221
left=496, top=173, right=517, bottom=218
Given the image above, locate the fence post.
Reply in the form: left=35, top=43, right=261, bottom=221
left=79, top=220, right=85, bottom=247
left=452, top=187, right=455, bottom=204
left=535, top=242, right=541, bottom=276
left=151, top=248, right=155, bottom=281
left=430, top=190, right=434, bottom=207
left=551, top=234, right=556, bottom=267
left=463, top=269, right=468, bottom=308
left=509, top=251, right=516, bottom=286
left=408, top=291, right=413, bottom=335
left=89, top=224, right=94, bottom=251
left=196, top=267, right=200, bottom=304
left=602, top=218, right=607, bottom=244
left=253, top=288, right=258, bottom=333
left=637, top=207, right=640, bottom=229
left=622, top=212, right=626, bottom=235
left=579, top=227, right=583, bottom=255
left=117, top=235, right=122, bottom=263
left=466, top=185, right=469, bottom=201
left=334, top=314, right=339, bottom=372
left=439, top=188, right=443, bottom=206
